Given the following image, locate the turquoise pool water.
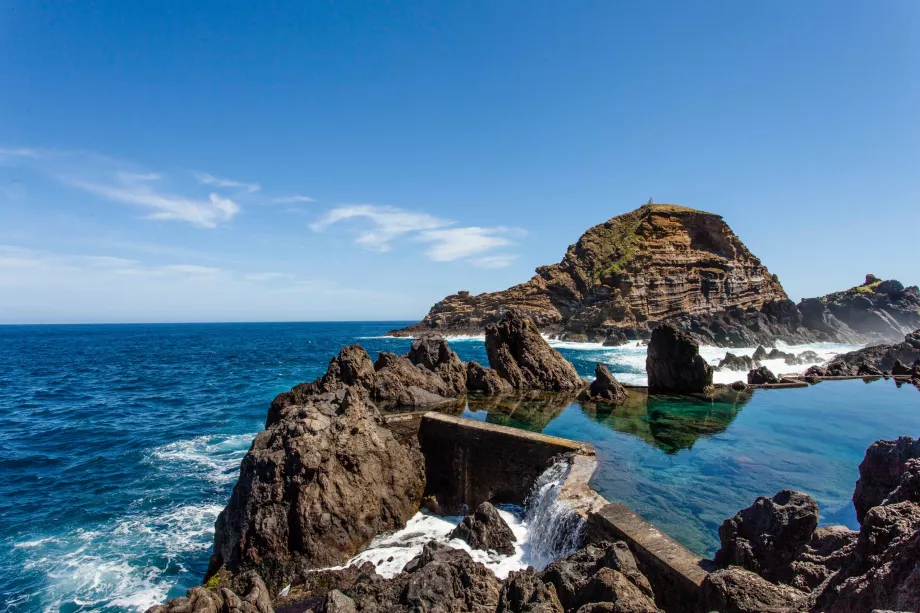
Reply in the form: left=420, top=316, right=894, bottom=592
left=464, top=378, right=920, bottom=555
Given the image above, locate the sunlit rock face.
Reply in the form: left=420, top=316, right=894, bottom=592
left=390, top=204, right=787, bottom=341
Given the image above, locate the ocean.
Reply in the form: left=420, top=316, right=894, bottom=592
left=1, top=322, right=918, bottom=612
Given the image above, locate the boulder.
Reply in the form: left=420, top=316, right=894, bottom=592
left=466, top=360, right=513, bottom=396
left=857, top=362, right=882, bottom=376
left=645, top=324, right=713, bottom=393
left=208, top=389, right=425, bottom=591
left=853, top=436, right=920, bottom=523
left=496, top=569, right=564, bottom=613
left=485, top=310, right=584, bottom=392
left=752, top=345, right=769, bottom=362
left=796, top=350, right=821, bottom=364
left=147, top=572, right=273, bottom=613
left=581, top=363, right=629, bottom=404
left=372, top=354, right=456, bottom=408
left=718, top=353, right=755, bottom=372
left=406, top=335, right=467, bottom=395
left=714, top=490, right=819, bottom=582
left=730, top=381, right=748, bottom=391
left=449, top=502, right=517, bottom=555
left=892, top=359, right=913, bottom=376
left=696, top=567, right=806, bottom=613
left=746, top=366, right=778, bottom=385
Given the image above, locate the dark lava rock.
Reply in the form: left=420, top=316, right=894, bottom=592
left=581, top=363, right=629, bottom=404
left=752, top=345, right=768, bottom=362
left=786, top=525, right=858, bottom=592
left=147, top=572, right=273, bottom=613
left=540, top=541, right=655, bottom=612
left=696, top=567, right=806, bottom=613
left=718, top=352, right=755, bottom=372
left=816, top=277, right=920, bottom=341
left=372, top=354, right=457, bottom=408
left=746, top=366, right=778, bottom=385
left=466, top=360, right=514, bottom=396
left=730, top=381, right=748, bottom=391
left=449, top=502, right=517, bottom=555
left=208, top=389, right=425, bottom=592
left=485, top=310, right=584, bottom=392
left=803, top=365, right=826, bottom=378
left=496, top=568, right=564, bottom=613
left=857, top=362, right=882, bottom=376
left=823, top=328, right=920, bottom=377
left=645, top=324, right=713, bottom=393
left=892, top=359, right=914, bottom=376
left=853, top=436, right=920, bottom=523
left=884, top=458, right=920, bottom=506
left=796, top=350, right=821, bottom=364
left=714, top=490, right=819, bottom=582
left=406, top=335, right=467, bottom=395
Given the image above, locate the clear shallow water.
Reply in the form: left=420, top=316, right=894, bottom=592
left=0, top=323, right=917, bottom=612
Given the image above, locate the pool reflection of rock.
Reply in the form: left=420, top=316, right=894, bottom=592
left=463, top=391, right=578, bottom=432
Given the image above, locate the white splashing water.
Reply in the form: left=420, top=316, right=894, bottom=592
left=339, top=460, right=583, bottom=579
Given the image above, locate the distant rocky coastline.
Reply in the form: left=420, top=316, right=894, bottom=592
left=388, top=204, right=920, bottom=348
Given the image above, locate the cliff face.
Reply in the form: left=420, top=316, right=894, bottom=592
left=816, top=275, right=920, bottom=339
left=392, top=204, right=788, bottom=342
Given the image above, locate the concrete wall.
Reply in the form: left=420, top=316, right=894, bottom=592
left=417, top=412, right=592, bottom=513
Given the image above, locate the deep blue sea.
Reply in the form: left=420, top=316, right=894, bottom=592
left=1, top=322, right=919, bottom=612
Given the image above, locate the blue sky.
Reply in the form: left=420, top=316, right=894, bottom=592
left=1, top=1, right=917, bottom=323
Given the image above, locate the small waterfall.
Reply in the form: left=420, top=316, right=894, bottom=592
left=523, top=459, right=586, bottom=568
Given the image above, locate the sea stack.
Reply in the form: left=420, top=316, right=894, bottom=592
left=646, top=324, right=713, bottom=393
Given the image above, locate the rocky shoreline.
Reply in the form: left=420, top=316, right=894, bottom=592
left=388, top=205, right=920, bottom=349
left=147, top=311, right=920, bottom=613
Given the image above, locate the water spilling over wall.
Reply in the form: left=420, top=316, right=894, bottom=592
left=523, top=459, right=587, bottom=568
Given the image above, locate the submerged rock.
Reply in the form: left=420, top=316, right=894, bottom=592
left=449, top=502, right=517, bottom=555
left=581, top=363, right=629, bottom=404
left=485, top=310, right=584, bottom=392
left=208, top=389, right=425, bottom=591
left=645, top=324, right=713, bottom=393
left=714, top=490, right=819, bottom=583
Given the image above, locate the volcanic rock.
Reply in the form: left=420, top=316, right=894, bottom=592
left=147, top=572, right=273, bottom=613
left=208, top=389, right=425, bottom=591
left=696, top=567, right=806, bottom=613
left=496, top=569, right=564, bottom=613
left=718, top=353, right=755, bottom=372
left=449, top=502, right=517, bottom=555
left=406, top=335, right=467, bottom=395
left=714, top=489, right=819, bottom=583
left=824, top=329, right=920, bottom=377
left=853, top=436, right=920, bottom=523
left=645, top=324, right=713, bottom=393
left=746, top=366, right=778, bottom=385
left=466, top=360, right=514, bottom=396
left=815, top=277, right=920, bottom=340
left=484, top=310, right=584, bottom=392
left=581, top=363, right=629, bottom=404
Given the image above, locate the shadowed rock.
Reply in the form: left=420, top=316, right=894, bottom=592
left=581, top=363, right=629, bottom=404
left=449, top=502, right=517, bottom=555
left=146, top=572, right=273, bottom=613
left=645, top=324, right=713, bottom=393
left=406, top=335, right=467, bottom=395
left=496, top=569, right=564, bottom=613
left=466, top=360, right=514, bottom=396
left=696, top=567, right=806, bottom=613
left=714, top=490, right=819, bottom=583
left=719, top=353, right=755, bottom=372
left=746, top=366, right=777, bottom=385
left=208, top=389, right=425, bottom=592
left=485, top=310, right=584, bottom=392
left=853, top=436, right=920, bottom=523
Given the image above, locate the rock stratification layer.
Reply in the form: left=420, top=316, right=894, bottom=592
left=391, top=204, right=787, bottom=342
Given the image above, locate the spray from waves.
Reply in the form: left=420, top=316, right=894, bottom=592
left=148, top=433, right=256, bottom=486
left=337, top=460, right=585, bottom=580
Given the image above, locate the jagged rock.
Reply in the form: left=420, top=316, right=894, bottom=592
left=853, top=436, right=920, bottom=523
left=466, top=360, right=514, bottom=395
left=746, top=366, right=778, bottom=385
left=322, top=590, right=356, bottom=613
left=540, top=541, right=655, bottom=611
left=796, top=350, right=821, bottom=364
left=484, top=310, right=584, bottom=392
left=208, top=389, right=425, bottom=592
left=730, top=381, right=748, bottom=391
left=646, top=324, right=713, bottom=393
left=372, top=354, right=456, bottom=408
left=817, top=277, right=920, bottom=340
left=714, top=490, right=819, bottom=583
left=406, top=335, right=467, bottom=395
left=581, top=363, right=629, bottom=404
left=147, top=572, right=273, bottom=613
left=719, top=353, right=756, bottom=372
left=333, top=541, right=503, bottom=613
left=857, top=362, right=882, bottom=376
left=697, top=567, right=806, bottom=613
left=752, top=345, right=768, bottom=362
left=496, top=568, right=564, bottom=613
left=449, top=502, right=517, bottom=555
left=787, top=525, right=858, bottom=592
left=804, top=365, right=826, bottom=378
left=891, top=359, right=913, bottom=376
left=824, top=329, right=920, bottom=378
left=884, top=458, right=920, bottom=506
left=602, top=332, right=628, bottom=347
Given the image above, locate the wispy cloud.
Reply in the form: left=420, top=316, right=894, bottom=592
left=471, top=254, right=519, bottom=269
left=310, top=204, right=523, bottom=264
left=194, top=172, right=261, bottom=193
left=272, top=195, right=315, bottom=204
left=67, top=172, right=240, bottom=229
left=0, top=245, right=223, bottom=278
left=244, top=272, right=295, bottom=281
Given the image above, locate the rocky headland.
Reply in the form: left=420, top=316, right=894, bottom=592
left=388, top=204, right=919, bottom=348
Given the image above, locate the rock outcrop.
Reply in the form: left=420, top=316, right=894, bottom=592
left=646, top=324, right=713, bottom=393
left=822, top=329, right=920, bottom=377
left=853, top=435, right=920, bottom=523
left=466, top=360, right=514, bottom=396
left=718, top=353, right=756, bottom=372
left=746, top=366, right=777, bottom=385
left=581, top=363, right=629, bottom=404
left=209, top=389, right=426, bottom=591
left=449, top=502, right=517, bottom=555
left=484, top=310, right=584, bottom=392
left=148, top=572, right=273, bottom=613
left=815, top=275, right=920, bottom=340
left=696, top=567, right=806, bottom=613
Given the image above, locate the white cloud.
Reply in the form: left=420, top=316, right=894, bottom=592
left=244, top=272, right=295, bottom=281
left=471, top=254, right=518, bottom=269
left=272, top=195, right=315, bottom=204
left=194, top=172, right=261, bottom=193
left=67, top=174, right=240, bottom=229
left=310, top=205, right=447, bottom=252
left=417, top=227, right=513, bottom=261
left=0, top=245, right=222, bottom=278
